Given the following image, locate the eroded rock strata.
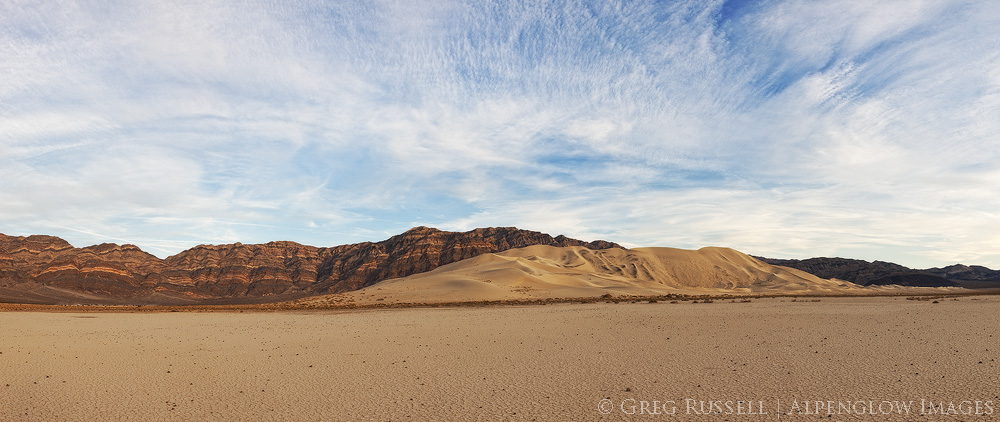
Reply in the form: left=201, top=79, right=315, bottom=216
left=0, top=227, right=619, bottom=304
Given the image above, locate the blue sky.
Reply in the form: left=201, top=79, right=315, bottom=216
left=2, top=0, right=998, bottom=268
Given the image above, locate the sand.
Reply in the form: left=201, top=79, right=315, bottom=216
left=2, top=296, right=998, bottom=421
left=305, top=245, right=872, bottom=307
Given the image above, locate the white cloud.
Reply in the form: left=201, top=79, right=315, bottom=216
left=1, top=0, right=997, bottom=268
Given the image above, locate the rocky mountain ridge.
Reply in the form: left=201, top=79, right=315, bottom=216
left=0, top=227, right=619, bottom=304
left=757, top=256, right=1000, bottom=288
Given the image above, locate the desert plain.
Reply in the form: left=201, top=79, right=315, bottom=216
left=2, top=295, right=998, bottom=421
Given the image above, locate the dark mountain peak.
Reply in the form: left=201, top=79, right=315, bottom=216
left=759, top=256, right=1000, bottom=287
left=24, top=234, right=72, bottom=243
left=1, top=233, right=74, bottom=253
left=82, top=242, right=148, bottom=254
left=924, top=263, right=1000, bottom=282
left=386, top=226, right=444, bottom=243
left=265, top=240, right=312, bottom=248
left=403, top=226, right=440, bottom=234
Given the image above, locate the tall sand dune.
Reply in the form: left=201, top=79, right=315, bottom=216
left=310, top=245, right=864, bottom=305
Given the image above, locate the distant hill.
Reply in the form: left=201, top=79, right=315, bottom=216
left=756, top=257, right=1000, bottom=288
left=924, top=264, right=1000, bottom=283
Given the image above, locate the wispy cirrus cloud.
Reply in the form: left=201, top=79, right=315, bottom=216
left=1, top=0, right=998, bottom=268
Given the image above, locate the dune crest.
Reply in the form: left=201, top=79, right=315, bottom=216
left=320, top=245, right=863, bottom=305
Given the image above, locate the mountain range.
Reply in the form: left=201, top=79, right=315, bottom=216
left=757, top=257, right=1000, bottom=288
left=0, top=227, right=617, bottom=305
left=3, top=227, right=998, bottom=305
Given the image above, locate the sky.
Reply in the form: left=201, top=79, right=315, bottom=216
left=1, top=0, right=998, bottom=268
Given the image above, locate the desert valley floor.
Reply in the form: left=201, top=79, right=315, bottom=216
left=2, top=296, right=998, bottom=421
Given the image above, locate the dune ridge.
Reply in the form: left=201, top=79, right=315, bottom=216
left=303, top=245, right=865, bottom=306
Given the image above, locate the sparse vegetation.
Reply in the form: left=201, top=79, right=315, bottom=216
left=0, top=291, right=994, bottom=312
left=907, top=295, right=950, bottom=302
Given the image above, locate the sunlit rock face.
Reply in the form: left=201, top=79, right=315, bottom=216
left=0, top=228, right=620, bottom=304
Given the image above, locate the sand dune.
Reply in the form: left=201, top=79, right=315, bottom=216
left=311, top=245, right=865, bottom=305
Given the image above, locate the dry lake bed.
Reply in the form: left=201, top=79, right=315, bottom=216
left=2, top=296, right=998, bottom=421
